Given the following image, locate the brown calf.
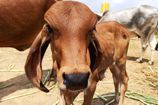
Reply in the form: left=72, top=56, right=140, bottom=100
left=86, top=21, right=130, bottom=105
left=25, top=1, right=130, bottom=105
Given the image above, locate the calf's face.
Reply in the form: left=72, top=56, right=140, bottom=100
left=48, top=22, right=93, bottom=91
left=25, top=1, right=98, bottom=92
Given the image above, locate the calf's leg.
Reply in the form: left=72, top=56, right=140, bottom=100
left=59, top=90, right=79, bottom=105
left=117, top=63, right=128, bottom=105
left=83, top=81, right=97, bottom=105
left=109, top=65, right=120, bottom=104
left=110, top=58, right=128, bottom=105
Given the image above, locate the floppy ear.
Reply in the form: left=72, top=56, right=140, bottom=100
left=89, top=30, right=103, bottom=71
left=25, top=24, right=51, bottom=92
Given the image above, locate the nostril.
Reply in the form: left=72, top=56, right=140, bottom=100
left=62, top=72, right=66, bottom=80
left=62, top=72, right=90, bottom=89
left=63, top=72, right=69, bottom=86
left=87, top=72, right=90, bottom=77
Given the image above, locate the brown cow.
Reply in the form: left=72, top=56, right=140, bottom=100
left=25, top=1, right=130, bottom=105
left=85, top=21, right=130, bottom=105
left=0, top=0, right=60, bottom=51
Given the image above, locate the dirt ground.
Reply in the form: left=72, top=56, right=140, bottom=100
left=0, top=38, right=158, bottom=105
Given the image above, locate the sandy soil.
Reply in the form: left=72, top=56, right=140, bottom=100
left=0, top=38, right=158, bottom=105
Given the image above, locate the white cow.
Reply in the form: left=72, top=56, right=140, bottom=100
left=99, top=5, right=158, bottom=65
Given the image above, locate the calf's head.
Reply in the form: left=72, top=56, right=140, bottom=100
left=25, top=1, right=99, bottom=92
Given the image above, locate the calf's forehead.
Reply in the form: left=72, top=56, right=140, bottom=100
left=44, top=1, right=97, bottom=32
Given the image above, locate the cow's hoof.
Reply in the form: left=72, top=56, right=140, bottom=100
left=148, top=61, right=154, bottom=65
left=136, top=58, right=143, bottom=63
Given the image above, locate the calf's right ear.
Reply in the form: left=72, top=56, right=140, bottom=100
left=25, top=24, right=52, bottom=92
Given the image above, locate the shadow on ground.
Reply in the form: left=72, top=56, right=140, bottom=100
left=127, top=56, right=149, bottom=62
left=0, top=70, right=54, bottom=102
left=92, top=93, right=115, bottom=105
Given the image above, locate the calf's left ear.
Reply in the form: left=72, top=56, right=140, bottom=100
left=25, top=24, right=51, bottom=92
left=89, top=30, right=103, bottom=70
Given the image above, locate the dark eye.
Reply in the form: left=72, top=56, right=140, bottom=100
left=46, top=24, right=53, bottom=33
left=89, top=26, right=96, bottom=33
left=88, top=30, right=92, bottom=35
left=88, top=28, right=94, bottom=34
